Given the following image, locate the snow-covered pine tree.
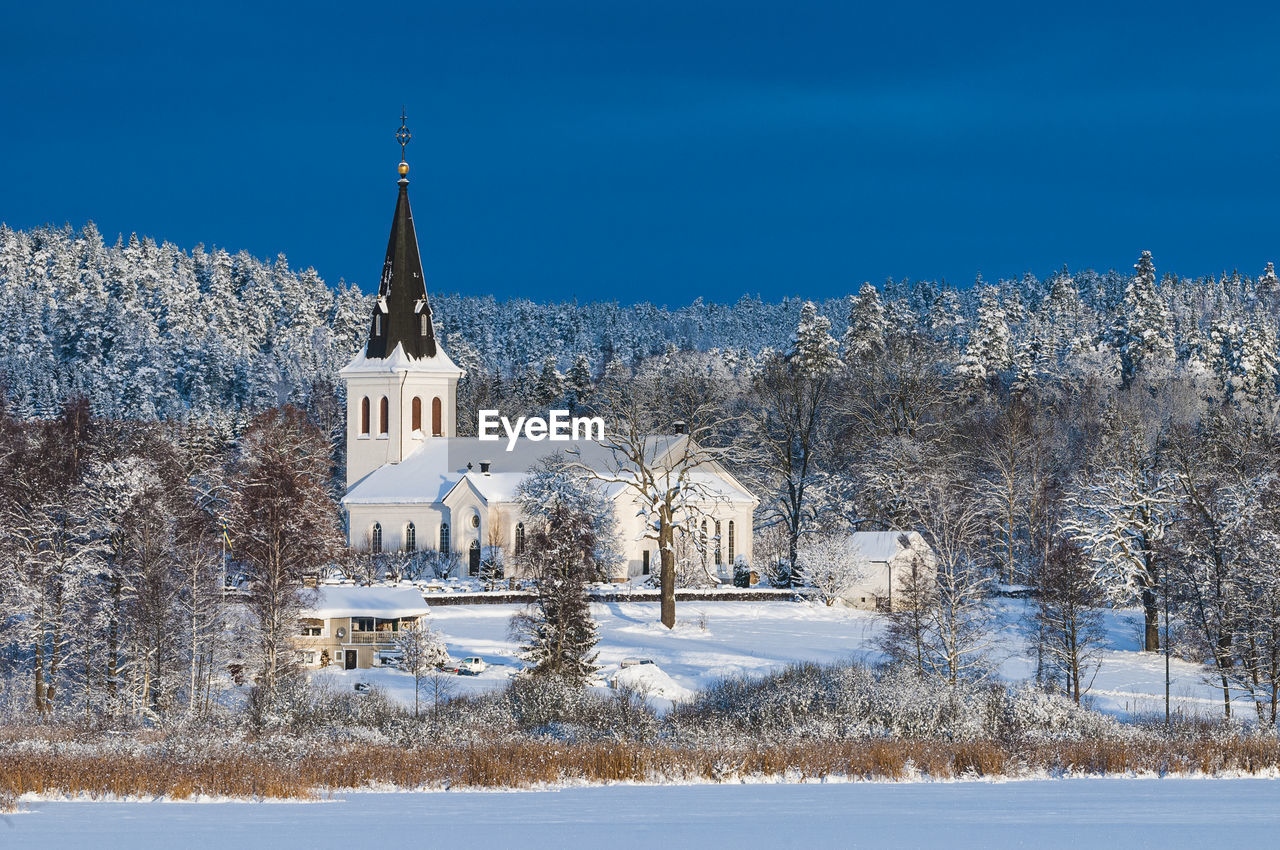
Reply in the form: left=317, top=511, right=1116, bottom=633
left=565, top=353, right=593, bottom=414
left=842, top=282, right=887, bottom=364
left=509, top=503, right=600, bottom=685
left=1112, top=251, right=1174, bottom=387
left=957, top=282, right=1013, bottom=387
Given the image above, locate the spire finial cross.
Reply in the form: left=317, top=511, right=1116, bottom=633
left=396, top=107, right=411, bottom=162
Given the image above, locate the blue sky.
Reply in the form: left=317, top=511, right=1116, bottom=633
left=2, top=1, right=1278, bottom=304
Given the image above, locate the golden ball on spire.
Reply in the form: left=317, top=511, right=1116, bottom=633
left=398, top=161, right=410, bottom=177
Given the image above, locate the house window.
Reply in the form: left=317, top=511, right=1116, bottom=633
left=412, top=397, right=422, bottom=432
left=440, top=522, right=450, bottom=556
left=405, top=522, right=416, bottom=552
left=360, top=397, right=370, bottom=435
left=715, top=520, right=722, bottom=565
left=515, top=522, right=526, bottom=555
left=298, top=651, right=316, bottom=665
left=642, top=550, right=650, bottom=575
left=352, top=617, right=374, bottom=632
left=374, top=313, right=382, bottom=336
left=431, top=397, right=443, bottom=436
left=728, top=521, right=735, bottom=564
left=299, top=619, right=322, bottom=637
left=379, top=397, right=389, bottom=435
left=370, top=522, right=382, bottom=553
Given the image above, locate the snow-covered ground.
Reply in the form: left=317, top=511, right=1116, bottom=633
left=11, top=779, right=1280, bottom=848
left=318, top=598, right=1244, bottom=718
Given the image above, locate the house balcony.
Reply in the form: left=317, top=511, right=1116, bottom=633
left=345, top=632, right=397, bottom=645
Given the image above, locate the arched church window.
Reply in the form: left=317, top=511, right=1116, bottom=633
left=431, top=397, right=443, bottom=436
left=405, top=522, right=416, bottom=552
left=420, top=313, right=429, bottom=336
left=728, top=521, right=735, bottom=564
left=360, top=397, right=370, bottom=435
left=379, top=397, right=389, bottom=435
left=440, top=522, right=450, bottom=556
left=715, top=520, right=722, bottom=565
left=412, top=397, right=422, bottom=432
left=700, top=519, right=708, bottom=551
left=370, top=522, right=382, bottom=554
left=374, top=313, right=382, bottom=336
left=515, top=522, right=526, bottom=555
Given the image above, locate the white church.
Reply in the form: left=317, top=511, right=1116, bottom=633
left=338, top=135, right=757, bottom=582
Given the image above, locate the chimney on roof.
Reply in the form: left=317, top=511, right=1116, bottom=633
left=479, top=460, right=491, bottom=476
left=672, top=420, right=686, bottom=435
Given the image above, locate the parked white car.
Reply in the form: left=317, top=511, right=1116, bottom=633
left=457, top=656, right=487, bottom=675
left=375, top=648, right=404, bottom=668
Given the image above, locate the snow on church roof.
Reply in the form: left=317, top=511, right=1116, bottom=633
left=340, top=342, right=463, bottom=377
left=305, top=585, right=430, bottom=619
left=341, top=436, right=755, bottom=506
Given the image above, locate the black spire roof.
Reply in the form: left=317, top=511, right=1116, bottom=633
left=364, top=120, right=438, bottom=360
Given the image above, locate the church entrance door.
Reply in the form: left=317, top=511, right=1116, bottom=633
left=469, top=540, right=481, bottom=576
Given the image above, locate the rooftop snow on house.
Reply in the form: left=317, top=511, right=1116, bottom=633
left=843, top=531, right=928, bottom=563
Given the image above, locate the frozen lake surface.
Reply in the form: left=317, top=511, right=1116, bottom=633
left=10, top=778, right=1280, bottom=848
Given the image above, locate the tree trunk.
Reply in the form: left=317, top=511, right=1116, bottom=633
left=1142, top=588, right=1159, bottom=652
left=34, top=643, right=46, bottom=716
left=659, top=524, right=676, bottom=629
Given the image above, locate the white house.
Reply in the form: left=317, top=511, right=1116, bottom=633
left=840, top=531, right=937, bottom=611
left=337, top=138, right=757, bottom=581
left=296, top=585, right=431, bottom=670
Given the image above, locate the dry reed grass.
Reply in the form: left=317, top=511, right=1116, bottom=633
left=3, top=734, right=1279, bottom=807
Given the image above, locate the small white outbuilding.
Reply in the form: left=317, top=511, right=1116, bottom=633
left=839, top=531, right=937, bottom=611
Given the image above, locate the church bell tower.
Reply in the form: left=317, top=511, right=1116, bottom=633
left=340, top=112, right=464, bottom=489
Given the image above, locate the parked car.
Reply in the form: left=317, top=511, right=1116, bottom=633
left=620, top=658, right=654, bottom=668
left=375, top=648, right=404, bottom=668
left=353, top=682, right=372, bottom=694
left=457, top=656, right=487, bottom=675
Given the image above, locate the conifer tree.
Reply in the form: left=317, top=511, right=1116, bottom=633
left=1113, top=251, right=1174, bottom=386
left=509, top=503, right=600, bottom=684
left=842, top=282, right=887, bottom=363
left=957, top=283, right=1013, bottom=385
left=566, top=353, right=594, bottom=414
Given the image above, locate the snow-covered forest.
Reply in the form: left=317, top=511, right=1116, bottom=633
left=3, top=220, right=1280, bottom=730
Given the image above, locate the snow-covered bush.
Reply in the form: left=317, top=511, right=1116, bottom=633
left=671, top=661, right=1124, bottom=743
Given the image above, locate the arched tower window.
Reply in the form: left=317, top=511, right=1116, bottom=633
left=360, top=397, right=370, bottom=435
left=370, top=522, right=382, bottom=554
left=431, top=397, right=443, bottom=437
left=412, top=397, right=422, bottom=432
left=405, top=522, right=416, bottom=552
left=439, top=522, right=450, bottom=556
left=420, top=313, right=429, bottom=336
left=715, top=520, right=722, bottom=565
left=379, top=397, right=389, bottom=435
left=728, top=520, right=735, bottom=564
left=515, top=522, right=526, bottom=555
left=374, top=313, right=382, bottom=336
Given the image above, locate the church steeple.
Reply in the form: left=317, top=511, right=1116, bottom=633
left=365, top=111, right=439, bottom=360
